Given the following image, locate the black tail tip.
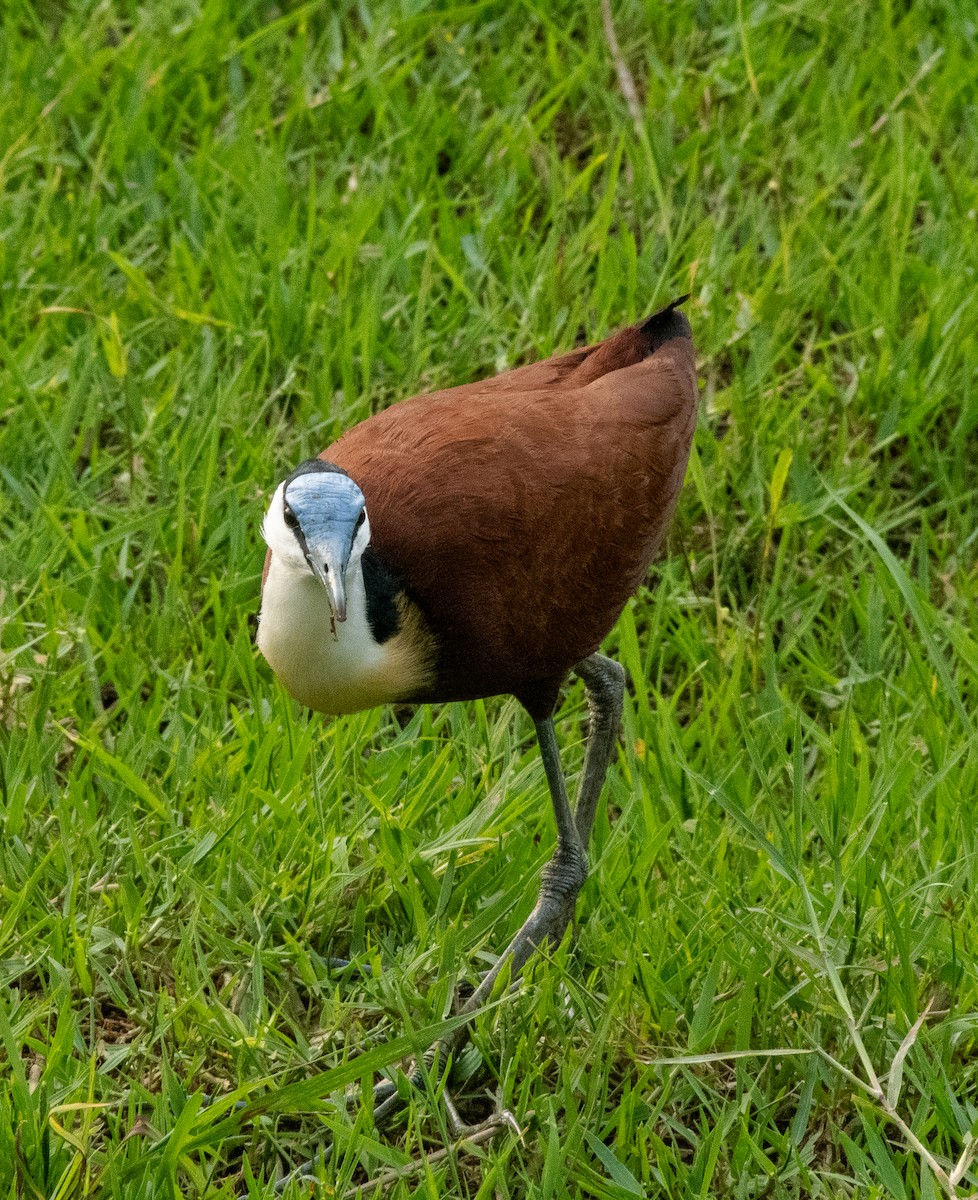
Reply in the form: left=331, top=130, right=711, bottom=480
left=641, top=293, right=692, bottom=353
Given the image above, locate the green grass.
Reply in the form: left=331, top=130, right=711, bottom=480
left=2, top=0, right=978, bottom=1195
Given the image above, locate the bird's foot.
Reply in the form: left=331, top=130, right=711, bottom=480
left=442, top=1084, right=521, bottom=1141
left=273, top=717, right=587, bottom=1192
left=272, top=896, right=573, bottom=1194
left=274, top=1086, right=521, bottom=1194
left=273, top=1063, right=517, bottom=1194
left=324, top=955, right=378, bottom=980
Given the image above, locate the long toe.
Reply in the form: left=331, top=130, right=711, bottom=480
left=273, top=1073, right=403, bottom=1194
left=443, top=1085, right=522, bottom=1141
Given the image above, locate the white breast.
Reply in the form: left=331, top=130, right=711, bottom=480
left=257, top=553, right=428, bottom=716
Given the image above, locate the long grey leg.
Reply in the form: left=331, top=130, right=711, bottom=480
left=365, top=716, right=588, bottom=1134
left=279, top=672, right=623, bottom=1189
left=468, top=716, right=589, bottom=988
left=573, top=654, right=626, bottom=844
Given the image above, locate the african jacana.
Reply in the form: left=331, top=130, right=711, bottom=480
left=258, top=296, right=697, bottom=1138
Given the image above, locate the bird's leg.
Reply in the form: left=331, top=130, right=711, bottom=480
left=458, top=715, right=589, bottom=1001
left=371, top=667, right=625, bottom=1125
left=572, top=653, right=626, bottom=844
left=367, top=716, right=588, bottom=1131
left=448, top=656, right=624, bottom=1003
left=278, top=687, right=623, bottom=1189
left=428, top=659, right=625, bottom=1139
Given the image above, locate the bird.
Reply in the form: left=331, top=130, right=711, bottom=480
left=257, top=295, right=697, bottom=1137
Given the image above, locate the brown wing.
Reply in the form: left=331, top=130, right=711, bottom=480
left=325, top=305, right=697, bottom=717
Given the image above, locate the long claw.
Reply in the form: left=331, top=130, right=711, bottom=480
left=443, top=1085, right=523, bottom=1141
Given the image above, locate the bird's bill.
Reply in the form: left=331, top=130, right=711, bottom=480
left=304, top=536, right=348, bottom=624
left=282, top=466, right=366, bottom=634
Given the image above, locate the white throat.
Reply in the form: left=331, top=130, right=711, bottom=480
left=258, top=553, right=399, bottom=714
left=257, top=482, right=433, bottom=715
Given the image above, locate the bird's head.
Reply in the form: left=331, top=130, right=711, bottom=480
left=263, top=460, right=370, bottom=630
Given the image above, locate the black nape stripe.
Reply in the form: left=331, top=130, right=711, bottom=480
left=361, top=548, right=402, bottom=644
left=285, top=459, right=351, bottom=488
left=641, top=295, right=692, bottom=355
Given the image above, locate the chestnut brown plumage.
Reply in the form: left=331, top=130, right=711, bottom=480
left=325, top=300, right=695, bottom=718
left=258, top=296, right=697, bottom=1159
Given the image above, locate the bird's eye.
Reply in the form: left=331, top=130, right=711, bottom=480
left=283, top=505, right=299, bottom=530
left=354, top=511, right=366, bottom=533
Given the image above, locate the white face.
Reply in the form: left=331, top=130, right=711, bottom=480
left=262, top=481, right=305, bottom=571
left=261, top=480, right=372, bottom=579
